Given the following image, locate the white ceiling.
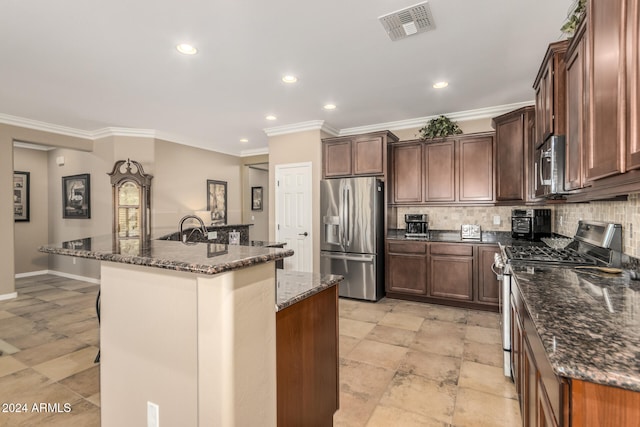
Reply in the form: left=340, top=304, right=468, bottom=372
left=0, top=0, right=573, bottom=156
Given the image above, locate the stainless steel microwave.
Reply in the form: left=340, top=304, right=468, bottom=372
left=534, top=135, right=566, bottom=198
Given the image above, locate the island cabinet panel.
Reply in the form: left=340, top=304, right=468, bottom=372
left=386, top=241, right=428, bottom=294
left=424, top=141, right=456, bottom=202
left=570, top=379, right=640, bottom=427
left=392, top=142, right=423, bottom=203
left=276, top=285, right=339, bottom=427
left=627, top=0, right=640, bottom=171
left=458, top=135, right=494, bottom=202
left=476, top=245, right=500, bottom=305
left=428, top=243, right=473, bottom=301
left=585, top=0, right=625, bottom=181
left=565, top=21, right=589, bottom=191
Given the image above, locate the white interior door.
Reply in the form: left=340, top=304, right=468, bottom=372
left=275, top=162, right=312, bottom=272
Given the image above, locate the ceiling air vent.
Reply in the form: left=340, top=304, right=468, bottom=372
left=378, top=1, right=435, bottom=41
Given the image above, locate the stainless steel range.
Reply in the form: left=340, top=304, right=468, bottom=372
left=493, top=220, right=623, bottom=377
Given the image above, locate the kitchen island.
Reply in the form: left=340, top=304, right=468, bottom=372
left=39, top=236, right=341, bottom=427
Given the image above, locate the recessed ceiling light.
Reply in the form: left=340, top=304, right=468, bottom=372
left=282, top=75, right=298, bottom=83
left=433, top=81, right=449, bottom=89
left=176, top=43, right=198, bottom=55
left=239, top=138, right=249, bottom=143
left=265, top=115, right=277, bottom=121
left=323, top=104, right=337, bottom=110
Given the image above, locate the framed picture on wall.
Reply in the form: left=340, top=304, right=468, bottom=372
left=62, top=174, right=91, bottom=219
left=207, top=180, right=227, bottom=225
left=251, top=186, right=263, bottom=211
left=14, top=171, right=30, bottom=222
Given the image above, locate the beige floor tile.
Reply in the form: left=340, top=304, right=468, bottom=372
left=366, top=404, right=449, bottom=427
left=334, top=391, right=376, bottom=427
left=463, top=341, right=503, bottom=368
left=345, top=339, right=408, bottom=370
left=32, top=346, right=99, bottom=382
left=340, top=318, right=377, bottom=339
left=31, top=289, right=84, bottom=302
left=394, top=302, right=468, bottom=324
left=365, top=324, right=417, bottom=348
left=0, top=316, right=37, bottom=339
left=412, top=321, right=466, bottom=358
left=0, top=338, right=21, bottom=355
left=59, top=365, right=100, bottom=398
left=341, top=304, right=392, bottom=323
left=458, top=360, right=518, bottom=399
left=0, top=310, right=15, bottom=320
left=340, top=359, right=396, bottom=402
left=339, top=334, right=361, bottom=358
left=49, top=318, right=98, bottom=337
left=453, top=387, right=522, bottom=427
left=465, top=325, right=502, bottom=346
left=0, top=355, right=28, bottom=377
left=378, top=312, right=424, bottom=332
left=398, top=350, right=460, bottom=386
left=0, top=368, right=50, bottom=396
left=38, top=400, right=101, bottom=427
left=466, top=309, right=499, bottom=328
left=4, top=330, right=68, bottom=351
left=73, top=328, right=100, bottom=347
left=12, top=338, right=89, bottom=367
left=85, top=392, right=101, bottom=407
left=380, top=371, right=456, bottom=424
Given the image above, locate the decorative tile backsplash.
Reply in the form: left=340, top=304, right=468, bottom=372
left=396, top=193, right=640, bottom=257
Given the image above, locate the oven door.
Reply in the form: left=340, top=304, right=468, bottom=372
left=493, top=253, right=512, bottom=378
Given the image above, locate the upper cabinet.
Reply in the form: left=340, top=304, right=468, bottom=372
left=322, top=131, right=398, bottom=178
left=492, top=106, right=540, bottom=203
left=626, top=0, right=640, bottom=171
left=533, top=40, right=569, bottom=145
left=389, top=132, right=494, bottom=205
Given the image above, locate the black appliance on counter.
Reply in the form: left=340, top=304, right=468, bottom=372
left=405, top=214, right=428, bottom=238
left=511, top=208, right=551, bottom=241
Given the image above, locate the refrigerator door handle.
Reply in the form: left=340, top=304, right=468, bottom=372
left=340, top=186, right=346, bottom=247
left=345, top=185, right=351, bottom=247
left=320, top=252, right=375, bottom=263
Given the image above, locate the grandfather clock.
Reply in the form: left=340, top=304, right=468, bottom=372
left=108, top=159, right=153, bottom=254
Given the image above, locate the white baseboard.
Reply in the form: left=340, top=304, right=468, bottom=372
left=14, top=269, right=101, bottom=285
left=0, top=292, right=18, bottom=301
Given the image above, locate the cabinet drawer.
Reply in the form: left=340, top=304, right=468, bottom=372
left=430, top=243, right=473, bottom=256
left=387, top=241, right=427, bottom=255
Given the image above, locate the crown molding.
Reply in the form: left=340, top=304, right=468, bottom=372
left=13, top=141, right=55, bottom=151
left=263, top=120, right=339, bottom=137
left=338, top=101, right=535, bottom=136
left=0, top=113, right=93, bottom=139
left=240, top=147, right=270, bottom=157
left=91, top=127, right=157, bottom=139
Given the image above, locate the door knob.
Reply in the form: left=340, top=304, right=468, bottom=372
left=298, top=232, right=308, bottom=236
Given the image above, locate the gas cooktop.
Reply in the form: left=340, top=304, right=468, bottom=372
left=505, top=245, right=598, bottom=266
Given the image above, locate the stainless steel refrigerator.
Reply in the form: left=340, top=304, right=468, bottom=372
left=320, top=177, right=384, bottom=301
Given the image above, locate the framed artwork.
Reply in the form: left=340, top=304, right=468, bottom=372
left=62, top=174, right=91, bottom=219
left=251, top=186, right=263, bottom=211
left=207, top=180, right=227, bottom=225
left=13, top=171, right=30, bottom=222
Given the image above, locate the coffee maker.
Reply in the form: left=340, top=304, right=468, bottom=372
left=405, top=214, right=428, bottom=238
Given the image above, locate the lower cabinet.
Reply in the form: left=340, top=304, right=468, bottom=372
left=276, top=286, right=339, bottom=426
left=385, top=240, right=499, bottom=311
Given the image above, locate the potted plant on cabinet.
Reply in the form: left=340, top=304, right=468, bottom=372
left=560, top=0, right=586, bottom=36
left=418, top=115, right=463, bottom=140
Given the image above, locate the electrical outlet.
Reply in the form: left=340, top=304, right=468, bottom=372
left=251, top=215, right=255, bottom=221
left=492, top=215, right=500, bottom=225
left=147, top=401, right=159, bottom=427
left=559, top=216, right=563, bottom=227
left=72, top=257, right=76, bottom=265
left=208, top=231, right=217, bottom=240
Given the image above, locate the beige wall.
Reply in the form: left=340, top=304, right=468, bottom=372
left=13, top=147, right=50, bottom=274
left=245, top=166, right=269, bottom=241
left=268, top=130, right=323, bottom=272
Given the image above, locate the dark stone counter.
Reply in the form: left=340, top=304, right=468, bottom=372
left=512, top=265, right=640, bottom=392
left=275, top=270, right=343, bottom=311
left=39, top=234, right=292, bottom=276
left=386, top=229, right=514, bottom=245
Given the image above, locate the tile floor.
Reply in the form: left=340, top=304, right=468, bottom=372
left=0, top=275, right=521, bottom=426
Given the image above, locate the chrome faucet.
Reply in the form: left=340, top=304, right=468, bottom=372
left=179, top=215, right=208, bottom=242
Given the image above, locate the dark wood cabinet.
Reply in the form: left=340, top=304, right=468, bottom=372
left=533, top=40, right=569, bottom=145
left=565, top=20, right=589, bottom=191
left=476, top=245, right=500, bottom=305
left=493, top=106, right=538, bottom=203
left=386, top=241, right=428, bottom=295
left=392, top=142, right=422, bottom=203
left=585, top=0, right=625, bottom=181
left=389, top=132, right=494, bottom=206
left=276, top=285, right=339, bottom=426
left=627, top=0, right=640, bottom=171
left=424, top=141, right=456, bottom=202
left=428, top=243, right=473, bottom=301
left=322, top=131, right=398, bottom=179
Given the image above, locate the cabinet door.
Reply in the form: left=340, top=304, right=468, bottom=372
left=511, top=297, right=523, bottom=410
left=459, top=135, right=494, bottom=202
left=392, top=143, right=423, bottom=203
left=387, top=242, right=428, bottom=295
left=627, top=0, right=640, bottom=170
left=541, top=62, right=554, bottom=141
left=323, top=140, right=352, bottom=177
left=586, top=0, right=625, bottom=180
left=495, top=113, right=525, bottom=201
left=429, top=244, right=473, bottom=301
left=535, top=82, right=546, bottom=145
left=353, top=136, right=384, bottom=175
left=565, top=28, right=587, bottom=191
left=537, top=381, right=559, bottom=427
left=476, top=245, right=500, bottom=305
left=424, top=141, right=456, bottom=202
left=523, top=338, right=538, bottom=427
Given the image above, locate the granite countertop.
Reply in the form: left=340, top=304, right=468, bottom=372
left=39, top=234, right=293, bottom=276
left=275, top=270, right=343, bottom=311
left=512, top=265, right=640, bottom=392
left=386, top=229, right=513, bottom=245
